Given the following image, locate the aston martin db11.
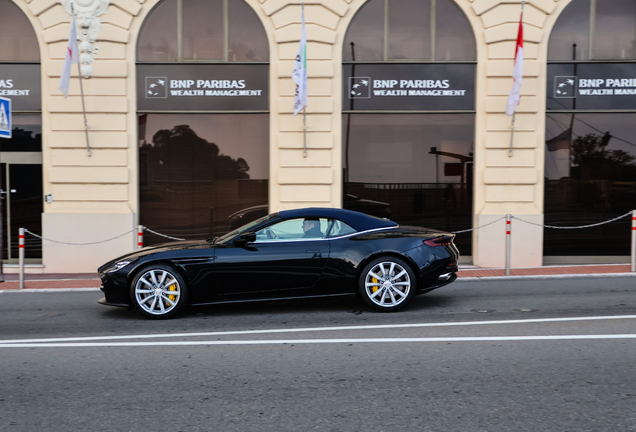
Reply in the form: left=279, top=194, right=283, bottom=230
left=98, top=208, right=459, bottom=319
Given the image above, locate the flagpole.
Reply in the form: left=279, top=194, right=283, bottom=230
left=509, top=113, right=515, bottom=157
left=71, top=3, right=91, bottom=157
left=301, top=2, right=307, bottom=158
left=303, top=107, right=307, bottom=157
left=507, top=0, right=524, bottom=157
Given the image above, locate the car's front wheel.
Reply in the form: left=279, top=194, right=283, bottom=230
left=358, top=257, right=416, bottom=312
left=130, top=264, right=188, bottom=319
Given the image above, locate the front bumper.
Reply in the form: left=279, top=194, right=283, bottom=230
left=98, top=296, right=129, bottom=307
left=98, top=271, right=131, bottom=306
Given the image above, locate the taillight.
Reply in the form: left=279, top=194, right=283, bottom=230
left=424, top=236, right=453, bottom=247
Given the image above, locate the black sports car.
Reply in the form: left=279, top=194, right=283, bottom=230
left=98, top=208, right=460, bottom=319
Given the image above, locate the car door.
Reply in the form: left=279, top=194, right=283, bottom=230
left=211, top=217, right=331, bottom=302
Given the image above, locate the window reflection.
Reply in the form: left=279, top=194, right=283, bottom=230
left=182, top=0, right=224, bottom=60
left=549, top=0, right=636, bottom=61
left=138, top=0, right=178, bottom=62
left=137, top=0, right=268, bottom=62
left=139, top=114, right=269, bottom=244
left=545, top=114, right=636, bottom=255
left=435, top=0, right=475, bottom=61
left=344, top=0, right=474, bottom=62
left=594, top=0, right=636, bottom=59
left=343, top=0, right=384, bottom=61
left=0, top=0, right=39, bottom=61
left=548, top=0, right=590, bottom=61
left=343, top=114, right=474, bottom=254
left=228, top=0, right=269, bottom=62
left=1, top=114, right=42, bottom=152
left=388, top=0, right=431, bottom=60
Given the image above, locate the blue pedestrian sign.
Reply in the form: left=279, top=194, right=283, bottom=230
left=0, top=97, right=11, bottom=139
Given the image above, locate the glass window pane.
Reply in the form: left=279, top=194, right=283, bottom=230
left=388, top=0, right=431, bottom=60
left=139, top=114, right=269, bottom=244
left=548, top=0, right=590, bottom=61
left=544, top=113, right=636, bottom=255
left=255, top=218, right=328, bottom=241
left=228, top=0, right=268, bottom=61
left=594, top=0, right=636, bottom=59
left=0, top=0, right=39, bottom=61
left=435, top=0, right=475, bottom=61
left=329, top=220, right=356, bottom=237
left=343, top=0, right=385, bottom=61
left=182, top=0, right=224, bottom=60
left=343, top=114, right=474, bottom=254
left=138, top=0, right=178, bottom=61
left=1, top=114, right=42, bottom=152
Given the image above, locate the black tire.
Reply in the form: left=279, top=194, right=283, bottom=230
left=358, top=256, right=417, bottom=312
left=129, top=264, right=189, bottom=319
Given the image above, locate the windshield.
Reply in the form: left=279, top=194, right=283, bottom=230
left=214, top=213, right=279, bottom=244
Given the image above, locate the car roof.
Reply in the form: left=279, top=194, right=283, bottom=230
left=278, top=207, right=397, bottom=232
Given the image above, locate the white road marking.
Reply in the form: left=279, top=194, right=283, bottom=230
left=1, top=334, right=636, bottom=348
left=1, top=315, right=636, bottom=345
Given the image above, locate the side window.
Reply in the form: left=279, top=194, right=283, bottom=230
left=255, top=218, right=330, bottom=241
left=328, top=220, right=357, bottom=237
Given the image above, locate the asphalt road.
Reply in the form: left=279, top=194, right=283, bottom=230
left=1, top=276, right=635, bottom=432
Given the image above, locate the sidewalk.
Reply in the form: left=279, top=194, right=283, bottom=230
left=0, top=265, right=633, bottom=291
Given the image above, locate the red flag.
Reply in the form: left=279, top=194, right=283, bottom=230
left=506, top=7, right=524, bottom=117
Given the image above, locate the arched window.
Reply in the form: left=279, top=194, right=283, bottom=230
left=0, top=0, right=42, bottom=261
left=343, top=0, right=475, bottom=62
left=0, top=0, right=39, bottom=61
left=138, top=0, right=268, bottom=62
left=137, top=0, right=269, bottom=244
left=549, top=0, right=636, bottom=61
left=545, top=0, right=636, bottom=257
left=342, top=0, right=475, bottom=255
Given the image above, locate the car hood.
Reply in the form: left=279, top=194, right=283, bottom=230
left=98, top=240, right=209, bottom=274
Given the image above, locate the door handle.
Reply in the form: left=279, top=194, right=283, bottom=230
left=305, top=250, right=322, bottom=258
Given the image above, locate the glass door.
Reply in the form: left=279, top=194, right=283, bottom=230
left=1, top=162, right=43, bottom=261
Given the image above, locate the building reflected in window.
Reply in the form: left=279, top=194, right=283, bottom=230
left=344, top=114, right=474, bottom=254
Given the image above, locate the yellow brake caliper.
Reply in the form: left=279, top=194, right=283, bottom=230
left=371, top=277, right=379, bottom=293
left=168, top=284, right=177, bottom=301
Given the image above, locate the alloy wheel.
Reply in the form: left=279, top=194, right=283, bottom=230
left=364, top=261, right=411, bottom=308
left=134, top=269, right=182, bottom=316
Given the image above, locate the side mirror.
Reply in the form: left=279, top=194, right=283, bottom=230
left=233, top=232, right=256, bottom=245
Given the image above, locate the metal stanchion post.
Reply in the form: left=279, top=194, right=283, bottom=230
left=505, top=215, right=511, bottom=276
left=137, top=225, right=144, bottom=250
left=631, top=210, right=635, bottom=273
left=19, top=227, right=25, bottom=289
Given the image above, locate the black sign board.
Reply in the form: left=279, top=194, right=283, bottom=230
left=137, top=64, right=268, bottom=111
left=547, top=63, right=636, bottom=110
left=0, top=64, right=41, bottom=110
left=343, top=63, right=475, bottom=111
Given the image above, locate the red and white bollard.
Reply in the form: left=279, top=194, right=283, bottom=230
left=505, top=215, right=512, bottom=276
left=137, top=225, right=144, bottom=250
left=19, top=227, right=25, bottom=289
left=631, top=210, right=635, bottom=273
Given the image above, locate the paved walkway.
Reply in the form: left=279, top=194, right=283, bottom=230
left=0, top=264, right=633, bottom=291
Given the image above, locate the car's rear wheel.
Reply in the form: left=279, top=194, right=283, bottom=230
left=130, top=264, right=188, bottom=319
left=358, top=257, right=416, bottom=312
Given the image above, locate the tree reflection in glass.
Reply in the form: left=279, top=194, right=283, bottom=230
left=139, top=115, right=268, bottom=244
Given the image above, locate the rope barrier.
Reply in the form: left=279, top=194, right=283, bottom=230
left=142, top=227, right=186, bottom=242
left=451, top=217, right=506, bottom=234
left=14, top=209, right=636, bottom=286
left=24, top=228, right=136, bottom=245
left=512, top=212, right=632, bottom=230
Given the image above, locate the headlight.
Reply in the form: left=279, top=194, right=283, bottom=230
left=107, top=260, right=132, bottom=273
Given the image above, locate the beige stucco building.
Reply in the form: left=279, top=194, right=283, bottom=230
left=1, top=0, right=634, bottom=273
